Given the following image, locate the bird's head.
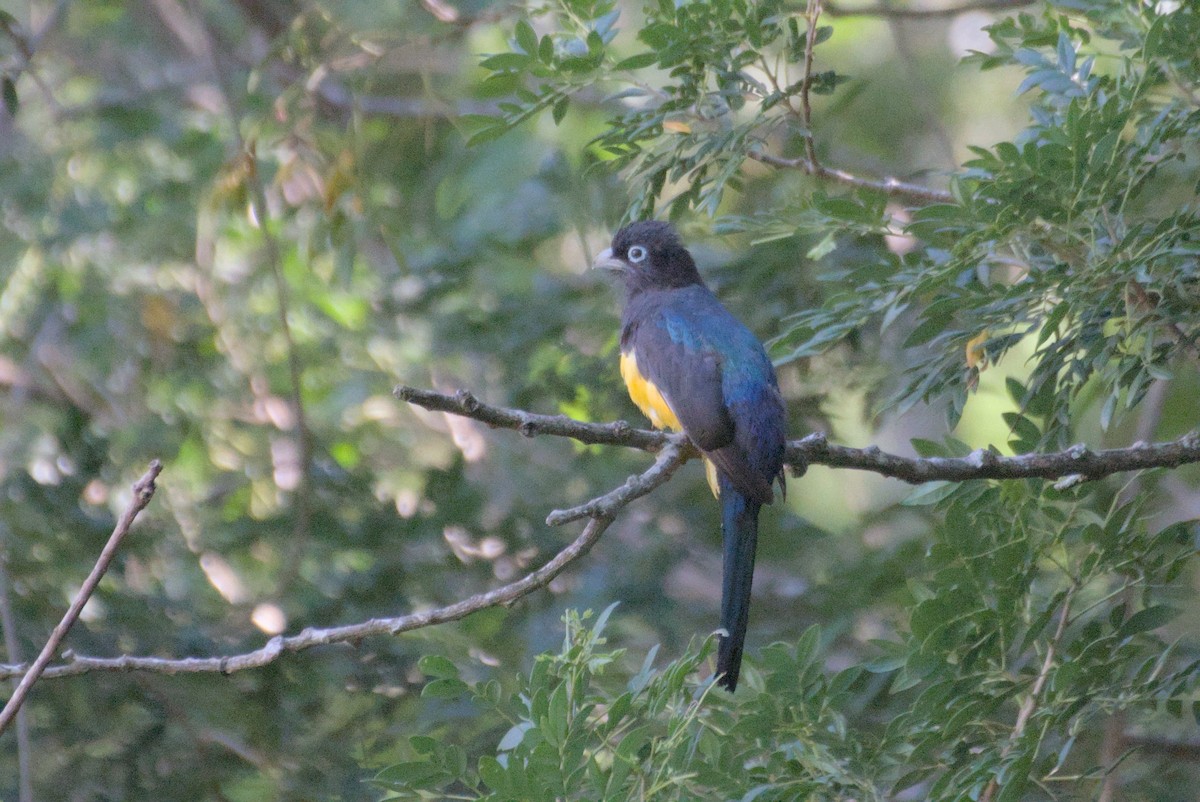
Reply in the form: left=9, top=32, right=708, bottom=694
left=592, top=221, right=704, bottom=293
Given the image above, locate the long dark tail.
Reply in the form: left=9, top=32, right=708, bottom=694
left=716, top=477, right=761, bottom=692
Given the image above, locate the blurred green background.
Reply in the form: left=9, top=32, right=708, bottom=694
left=1, top=0, right=1198, bottom=799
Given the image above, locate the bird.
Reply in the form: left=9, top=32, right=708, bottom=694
left=593, top=220, right=793, bottom=691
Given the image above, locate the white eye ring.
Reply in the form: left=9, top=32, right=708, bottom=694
left=627, top=245, right=648, bottom=263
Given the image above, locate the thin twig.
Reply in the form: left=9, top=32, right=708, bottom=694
left=824, top=0, right=1035, bottom=18
left=747, top=150, right=955, bottom=205
left=751, top=0, right=955, bottom=207
left=0, top=461, right=162, bottom=733
left=395, top=385, right=1200, bottom=484
left=980, top=585, right=1075, bottom=802
left=0, top=1, right=69, bottom=115
left=800, top=0, right=822, bottom=168
left=801, top=0, right=820, bottom=165
left=396, top=386, right=672, bottom=451
left=0, top=437, right=685, bottom=681
left=0, top=551, right=33, bottom=801
left=5, top=382, right=1198, bottom=683
left=546, top=437, right=692, bottom=525
left=0, top=514, right=618, bottom=681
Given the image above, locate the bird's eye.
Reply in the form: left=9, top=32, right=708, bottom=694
left=627, top=245, right=648, bottom=263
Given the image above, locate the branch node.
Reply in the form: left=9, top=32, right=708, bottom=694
left=518, top=420, right=538, bottom=438
left=455, top=389, right=480, bottom=412
left=967, top=448, right=998, bottom=468
left=1068, top=444, right=1091, bottom=460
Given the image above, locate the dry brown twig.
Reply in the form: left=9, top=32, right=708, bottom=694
left=744, top=0, right=957, bottom=206
left=3, top=386, right=1199, bottom=685
left=824, top=0, right=1035, bottom=19
left=0, top=461, right=163, bottom=734
left=0, top=441, right=689, bottom=681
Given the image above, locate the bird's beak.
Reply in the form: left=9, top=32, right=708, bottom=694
left=591, top=247, right=627, bottom=273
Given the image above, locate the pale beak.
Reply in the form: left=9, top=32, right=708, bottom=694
left=591, top=247, right=627, bottom=272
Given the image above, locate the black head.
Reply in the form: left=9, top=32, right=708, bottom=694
left=592, top=221, right=704, bottom=293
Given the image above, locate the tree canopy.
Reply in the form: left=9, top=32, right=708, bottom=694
left=1, top=0, right=1199, bottom=799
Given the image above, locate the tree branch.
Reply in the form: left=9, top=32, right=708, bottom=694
left=5, top=385, right=1198, bottom=683
left=395, top=385, right=1200, bottom=484
left=747, top=150, right=955, bottom=205
left=745, top=0, right=956, bottom=207
left=800, top=0, right=822, bottom=168
left=395, top=385, right=672, bottom=451
left=546, top=437, right=692, bottom=526
left=0, top=503, right=622, bottom=681
left=824, top=0, right=1035, bottom=18
left=0, top=461, right=162, bottom=732
left=0, top=437, right=693, bottom=681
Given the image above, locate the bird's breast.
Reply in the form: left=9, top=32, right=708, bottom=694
left=619, top=349, right=721, bottom=498
left=619, top=350, right=682, bottom=431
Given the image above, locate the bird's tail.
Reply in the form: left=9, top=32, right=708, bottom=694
left=716, top=476, right=761, bottom=692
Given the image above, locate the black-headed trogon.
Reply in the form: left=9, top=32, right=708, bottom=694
left=593, top=220, right=795, bottom=692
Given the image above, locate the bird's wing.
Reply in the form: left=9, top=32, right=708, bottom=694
left=625, top=289, right=780, bottom=504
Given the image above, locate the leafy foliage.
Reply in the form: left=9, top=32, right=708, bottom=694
left=2, top=0, right=1200, bottom=799
left=376, top=608, right=878, bottom=801
left=378, top=465, right=1200, bottom=802
left=779, top=3, right=1200, bottom=437
left=473, top=0, right=836, bottom=218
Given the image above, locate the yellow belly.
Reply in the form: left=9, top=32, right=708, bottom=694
left=620, top=351, right=682, bottom=430
left=620, top=350, right=719, bottom=497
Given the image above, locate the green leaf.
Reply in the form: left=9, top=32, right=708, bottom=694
left=480, top=52, right=532, bottom=71
left=1099, top=391, right=1118, bottom=431
left=410, top=735, right=440, bottom=755
left=478, top=755, right=507, bottom=792
left=805, top=231, right=837, bottom=260
left=515, top=20, right=538, bottom=55
left=615, top=52, right=657, bottom=70
left=544, top=681, right=569, bottom=746
left=552, top=96, right=569, bottom=125
left=592, top=601, right=620, bottom=638
left=901, top=481, right=957, bottom=506
left=2, top=76, right=16, bottom=116
left=794, top=624, right=821, bottom=671
left=418, top=654, right=461, bottom=680
left=1119, top=605, right=1179, bottom=638
left=466, top=123, right=512, bottom=146
left=422, top=678, right=468, bottom=699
